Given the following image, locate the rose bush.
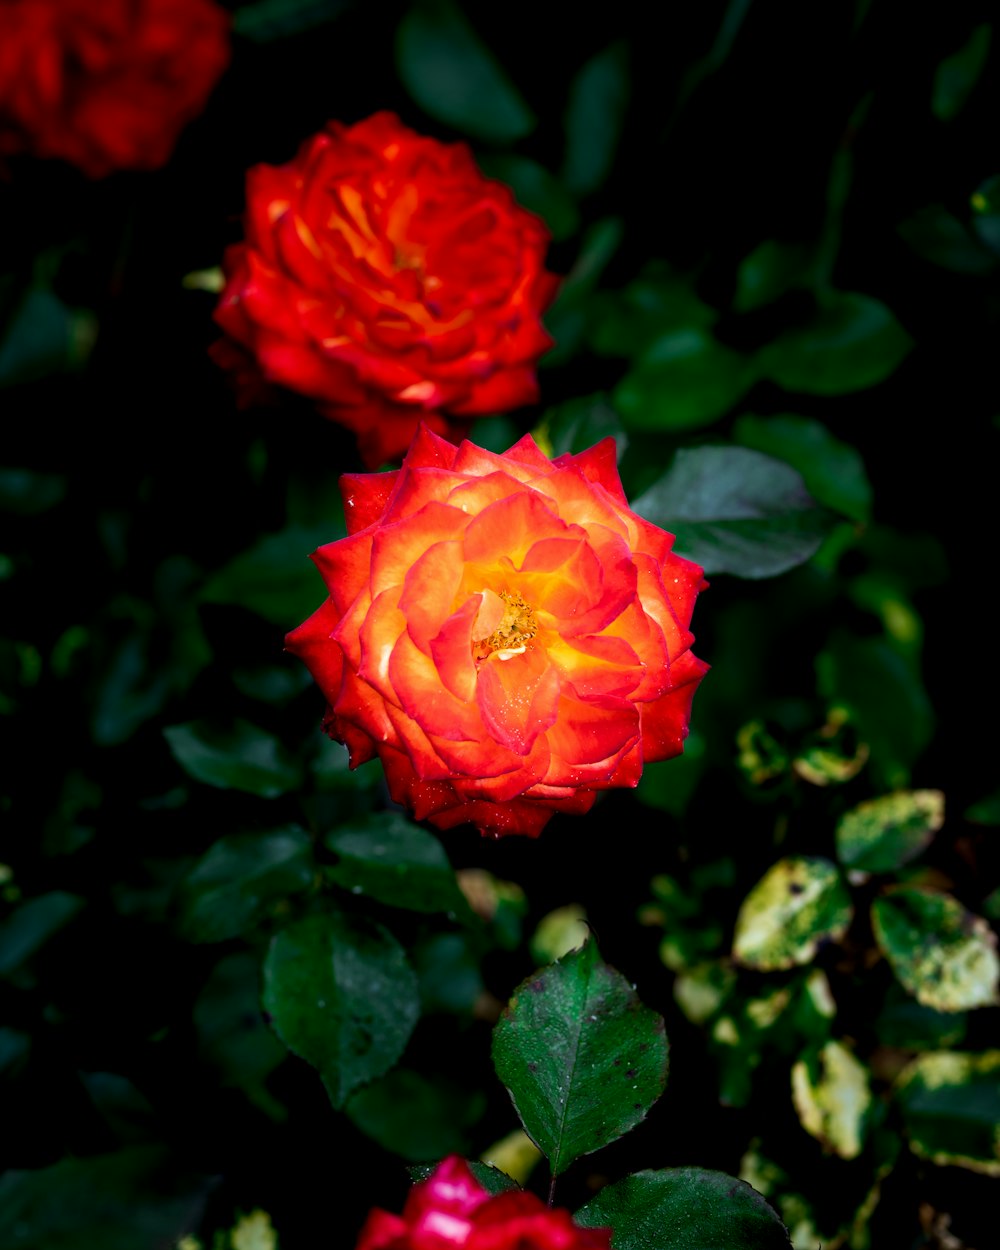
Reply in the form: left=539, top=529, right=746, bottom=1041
left=287, top=427, right=708, bottom=838
left=356, top=1155, right=611, bottom=1249
left=213, top=111, right=559, bottom=468
left=0, top=0, right=229, bottom=178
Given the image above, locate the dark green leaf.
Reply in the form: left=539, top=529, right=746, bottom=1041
left=476, top=154, right=579, bottom=241
left=194, top=952, right=288, bottom=1119
left=201, top=523, right=339, bottom=627
left=732, top=857, right=852, bottom=971
left=414, top=933, right=484, bottom=1014
left=835, top=790, right=944, bottom=875
left=346, top=1068, right=485, bottom=1161
left=408, top=1160, right=520, bottom=1195
left=177, top=827, right=315, bottom=943
left=614, top=330, right=752, bottom=432
left=897, top=205, right=997, bottom=274
left=0, top=892, right=84, bottom=978
left=589, top=267, right=716, bottom=359
left=971, top=174, right=1000, bottom=254
left=872, top=887, right=1000, bottom=1012
left=819, top=633, right=934, bottom=788
left=0, top=1027, right=29, bottom=1074
left=232, top=0, right=355, bottom=42
left=261, top=909, right=419, bottom=1107
left=535, top=394, right=627, bottom=462
left=0, top=1147, right=208, bottom=1249
left=325, top=811, right=469, bottom=917
left=395, top=0, right=535, bottom=143
left=491, top=938, right=668, bottom=1174
left=0, top=286, right=94, bottom=388
left=575, top=1167, right=791, bottom=1250
left=759, top=292, right=912, bottom=395
left=895, top=1050, right=1000, bottom=1175
left=732, top=413, right=872, bottom=523
left=542, top=219, right=624, bottom=365
left=0, top=467, right=66, bottom=515
left=733, top=240, right=812, bottom=311
left=562, top=41, right=629, bottom=197
left=632, top=446, right=834, bottom=578
left=164, top=719, right=304, bottom=798
left=932, top=24, right=992, bottom=121
left=635, top=730, right=706, bottom=816
left=875, top=983, right=967, bottom=1050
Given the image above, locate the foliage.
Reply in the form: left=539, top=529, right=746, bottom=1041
left=2, top=3, right=996, bottom=1249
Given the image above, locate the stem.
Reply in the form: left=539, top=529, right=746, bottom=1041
left=547, top=1173, right=557, bottom=1207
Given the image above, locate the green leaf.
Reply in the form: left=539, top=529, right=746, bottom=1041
left=759, top=291, right=912, bottom=394
left=819, top=634, right=934, bottom=788
left=575, top=1167, right=792, bottom=1250
left=561, top=40, right=629, bottom=197
left=589, top=265, right=716, bottom=359
left=872, top=887, right=1000, bottom=1012
left=632, top=446, right=834, bottom=578
left=201, top=523, right=339, bottom=628
left=164, top=719, right=304, bottom=798
left=324, top=812, right=469, bottom=917
left=408, top=1160, right=520, bottom=1195
left=897, top=204, right=998, bottom=275
left=733, top=857, right=853, bottom=971
left=261, top=909, right=419, bottom=1108
left=475, top=154, right=578, bottom=242
left=614, top=330, right=753, bottom=432
left=732, top=413, right=873, bottom=524
left=395, top=0, right=535, bottom=143
left=193, top=952, right=288, bottom=1120
left=232, top=0, right=354, bottom=42
left=491, top=938, right=668, bottom=1174
left=0, top=892, right=84, bottom=978
left=0, top=285, right=95, bottom=388
left=542, top=217, right=623, bottom=366
left=875, top=983, right=967, bottom=1051
left=895, top=1050, right=1000, bottom=1175
left=0, top=1027, right=30, bottom=1074
left=635, top=729, right=707, bottom=816
left=0, top=1147, right=208, bottom=1249
left=535, top=394, right=627, bottom=462
left=177, top=827, right=315, bottom=943
left=932, top=24, right=992, bottom=121
left=733, top=239, right=812, bottom=312
left=835, top=790, right=944, bottom=875
left=0, top=467, right=66, bottom=515
left=413, top=932, right=484, bottom=1015
left=791, top=1040, right=873, bottom=1159
left=346, top=1068, right=485, bottom=1161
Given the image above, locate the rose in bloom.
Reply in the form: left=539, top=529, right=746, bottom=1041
left=213, top=111, right=559, bottom=468
left=0, top=0, right=229, bottom=179
left=356, top=1155, right=611, bottom=1249
left=287, top=426, right=708, bottom=838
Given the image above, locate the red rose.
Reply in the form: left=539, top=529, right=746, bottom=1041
left=213, top=111, right=559, bottom=468
left=356, top=1155, right=611, bottom=1249
left=286, top=427, right=708, bottom=838
left=0, top=0, right=229, bottom=178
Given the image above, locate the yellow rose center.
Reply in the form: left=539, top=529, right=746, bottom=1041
left=473, top=589, right=538, bottom=662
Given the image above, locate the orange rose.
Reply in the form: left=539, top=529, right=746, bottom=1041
left=213, top=112, right=558, bottom=468
left=0, top=0, right=229, bottom=178
left=287, top=427, right=708, bottom=838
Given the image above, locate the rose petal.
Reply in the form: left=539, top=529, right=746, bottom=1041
left=476, top=645, right=560, bottom=756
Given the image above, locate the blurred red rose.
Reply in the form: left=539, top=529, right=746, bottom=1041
left=213, top=111, right=559, bottom=468
left=287, top=427, right=708, bottom=838
left=356, top=1155, right=611, bottom=1249
left=0, top=0, right=229, bottom=178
